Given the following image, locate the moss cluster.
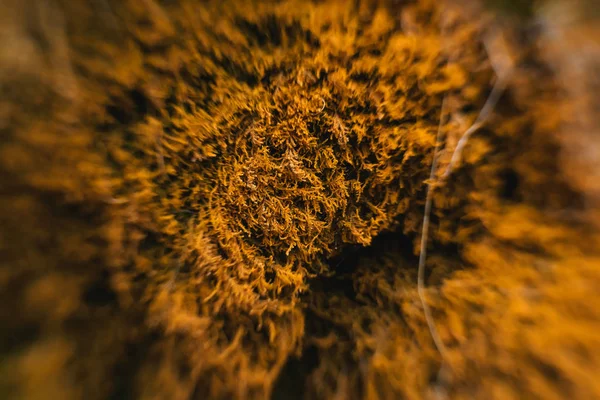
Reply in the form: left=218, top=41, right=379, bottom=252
left=1, top=0, right=599, bottom=399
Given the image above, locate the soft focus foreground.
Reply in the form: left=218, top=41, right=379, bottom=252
left=1, top=0, right=599, bottom=399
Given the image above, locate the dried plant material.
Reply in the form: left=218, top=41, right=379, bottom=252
left=0, top=0, right=599, bottom=399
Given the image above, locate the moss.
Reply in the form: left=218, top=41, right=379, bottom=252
left=1, top=0, right=599, bottom=399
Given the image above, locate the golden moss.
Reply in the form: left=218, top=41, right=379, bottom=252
left=1, top=0, right=599, bottom=399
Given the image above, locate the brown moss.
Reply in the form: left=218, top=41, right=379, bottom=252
left=1, top=0, right=599, bottom=399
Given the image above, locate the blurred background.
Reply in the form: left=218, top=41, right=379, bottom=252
left=1, top=0, right=599, bottom=399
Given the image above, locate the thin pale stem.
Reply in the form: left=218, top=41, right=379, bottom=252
left=441, top=70, right=511, bottom=180
left=418, top=97, right=450, bottom=362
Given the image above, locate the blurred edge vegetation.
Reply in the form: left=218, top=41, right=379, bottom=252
left=1, top=0, right=599, bottom=399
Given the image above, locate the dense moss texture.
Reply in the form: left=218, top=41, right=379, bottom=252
left=1, top=0, right=599, bottom=399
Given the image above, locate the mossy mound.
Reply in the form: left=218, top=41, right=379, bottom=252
left=1, top=0, right=599, bottom=399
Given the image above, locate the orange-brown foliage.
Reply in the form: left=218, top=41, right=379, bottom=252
left=1, top=0, right=599, bottom=399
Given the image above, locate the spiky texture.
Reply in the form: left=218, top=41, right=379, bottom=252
left=1, top=0, right=599, bottom=399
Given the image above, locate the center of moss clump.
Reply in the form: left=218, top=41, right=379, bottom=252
left=190, top=61, right=437, bottom=277
left=215, top=75, right=353, bottom=265
left=158, top=12, right=452, bottom=294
